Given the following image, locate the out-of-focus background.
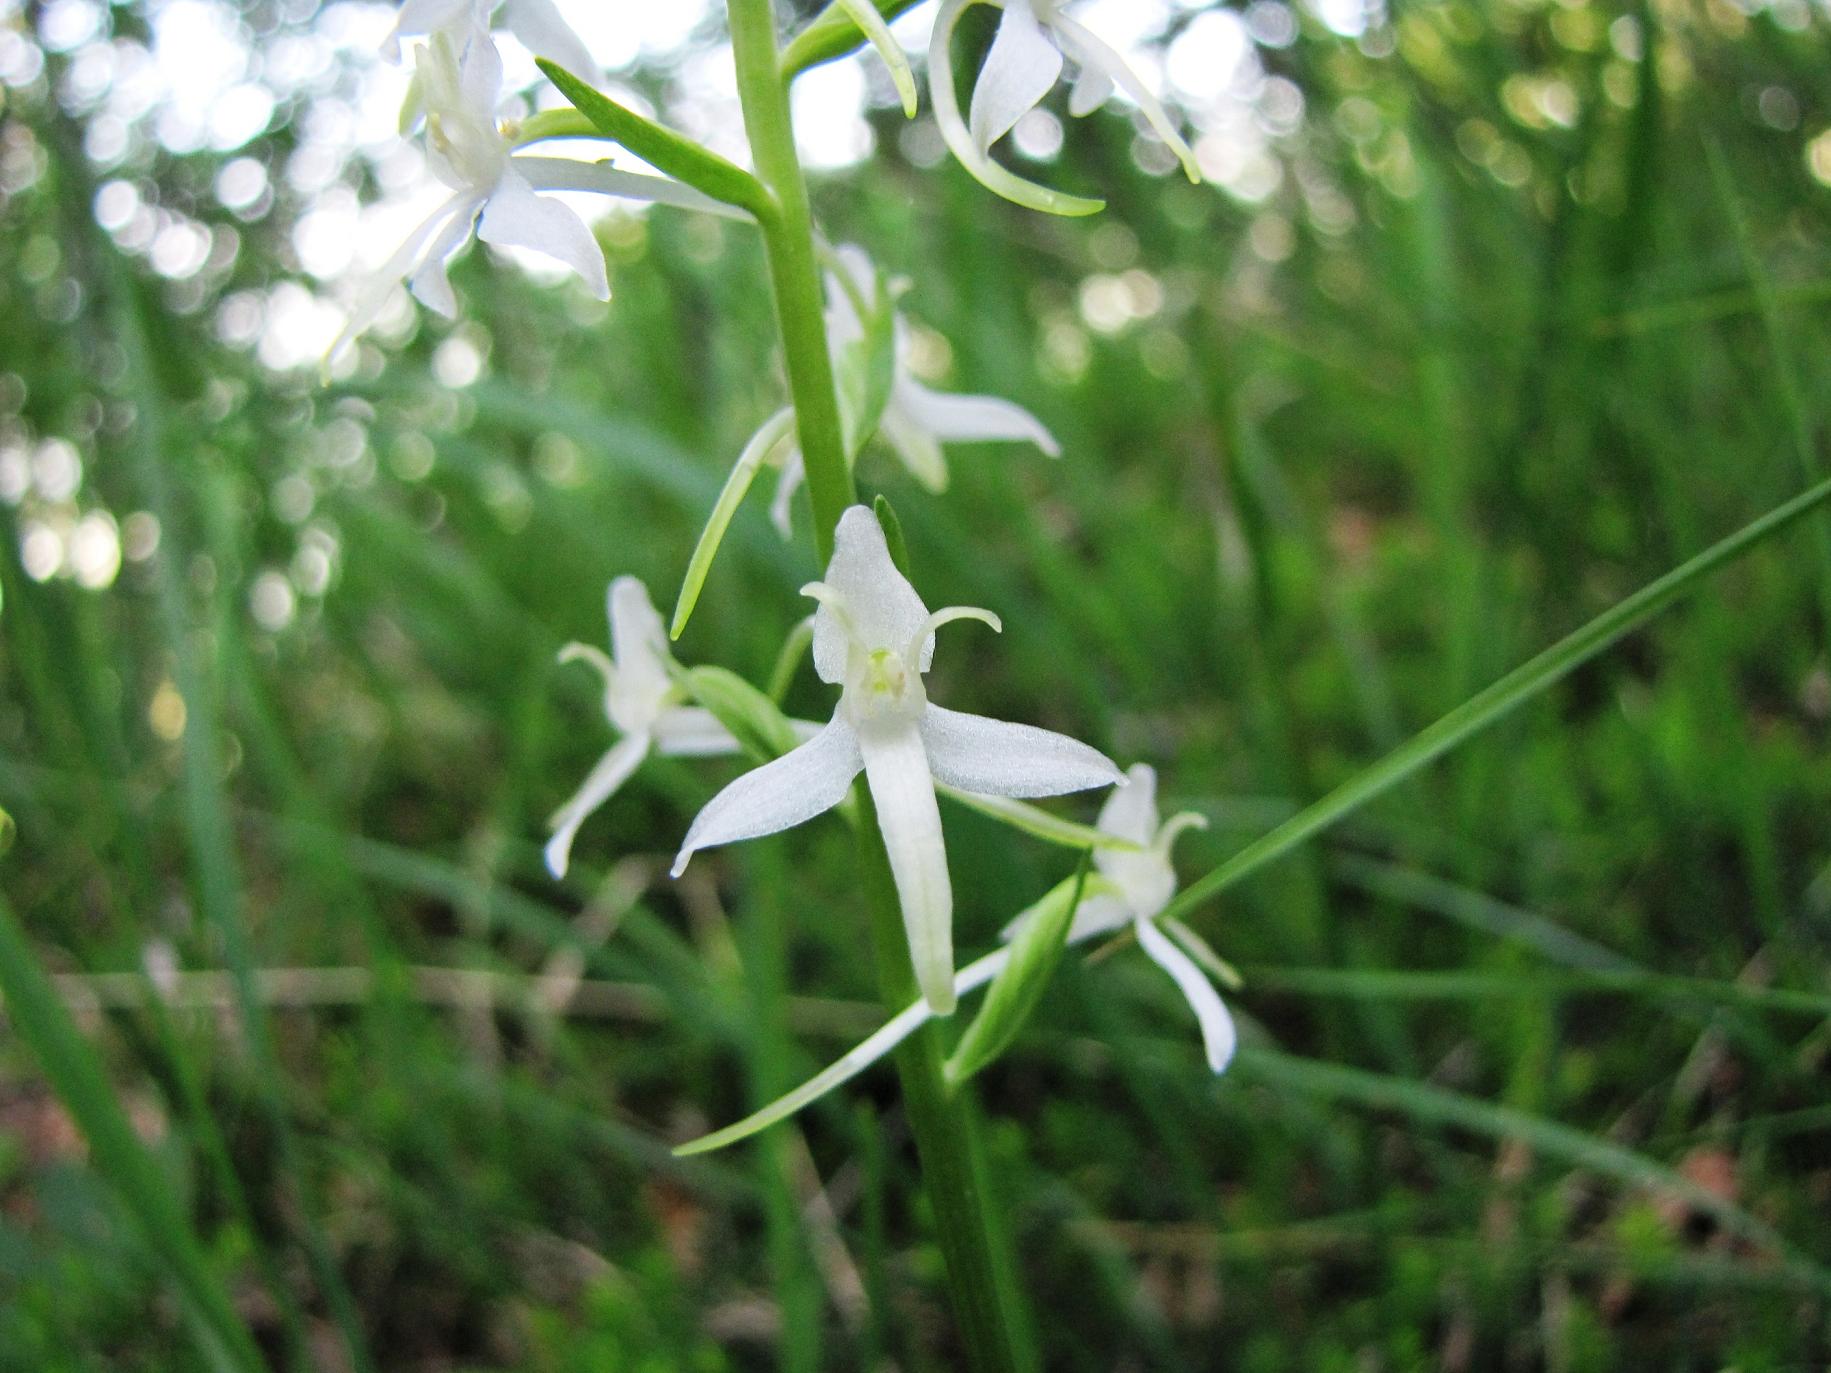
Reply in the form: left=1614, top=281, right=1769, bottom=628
left=3, top=0, right=1830, bottom=1367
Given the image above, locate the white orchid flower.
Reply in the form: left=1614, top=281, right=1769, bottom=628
left=383, top=0, right=600, bottom=81
left=330, top=31, right=604, bottom=361
left=770, top=245, right=1061, bottom=537
left=330, top=30, right=742, bottom=366
left=545, top=577, right=742, bottom=879
left=671, top=506, right=1122, bottom=1013
left=1009, top=762, right=1237, bottom=1072
left=929, top=0, right=1199, bottom=215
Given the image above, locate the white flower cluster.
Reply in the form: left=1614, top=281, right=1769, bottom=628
left=350, top=1, right=1231, bottom=1140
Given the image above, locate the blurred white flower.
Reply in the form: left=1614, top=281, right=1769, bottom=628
left=1005, top=762, right=1237, bottom=1071
left=672, top=506, right=1121, bottom=1012
left=384, top=0, right=600, bottom=80
left=771, top=244, right=1060, bottom=536
left=928, top=0, right=1199, bottom=213
left=329, top=30, right=609, bottom=361
left=545, top=577, right=742, bottom=878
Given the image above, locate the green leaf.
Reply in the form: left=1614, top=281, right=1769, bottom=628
left=1240, top=1047, right=1831, bottom=1298
left=936, top=786, right=1140, bottom=852
left=1238, top=964, right=1831, bottom=1017
left=1162, top=477, right=1831, bottom=928
left=683, top=666, right=802, bottom=762
left=0, top=894, right=265, bottom=1372
left=671, top=408, right=796, bottom=639
left=780, top=0, right=928, bottom=80
left=944, top=855, right=1091, bottom=1088
left=538, top=61, right=776, bottom=221
left=834, top=0, right=918, bottom=116
left=873, top=494, right=913, bottom=577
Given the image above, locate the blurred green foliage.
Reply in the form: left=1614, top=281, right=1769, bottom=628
left=1, top=0, right=1830, bottom=1368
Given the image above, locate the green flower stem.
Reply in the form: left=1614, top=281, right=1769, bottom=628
left=727, top=0, right=855, bottom=562
left=727, top=4, right=1030, bottom=1366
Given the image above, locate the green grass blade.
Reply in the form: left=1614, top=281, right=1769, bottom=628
left=1240, top=966, right=1831, bottom=1017
left=1161, top=478, right=1831, bottom=926
left=1331, top=855, right=1638, bottom=973
left=1239, top=1047, right=1831, bottom=1297
left=0, top=893, right=266, bottom=1372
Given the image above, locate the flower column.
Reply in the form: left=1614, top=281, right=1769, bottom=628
left=725, top=3, right=1033, bottom=1368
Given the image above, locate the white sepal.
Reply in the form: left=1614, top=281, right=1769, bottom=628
left=545, top=732, right=650, bottom=878
left=858, top=721, right=955, bottom=1014
left=894, top=380, right=1062, bottom=456
left=968, top=0, right=1064, bottom=153
left=922, top=703, right=1123, bottom=799
left=671, top=715, right=864, bottom=876
left=1135, top=915, right=1238, bottom=1073
left=477, top=166, right=610, bottom=300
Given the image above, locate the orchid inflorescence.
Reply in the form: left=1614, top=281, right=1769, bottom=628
left=355, top=0, right=1233, bottom=1152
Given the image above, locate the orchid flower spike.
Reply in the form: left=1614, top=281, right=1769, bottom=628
left=383, top=0, right=600, bottom=82
left=770, top=245, right=1061, bottom=537
left=545, top=577, right=742, bottom=879
left=672, top=506, right=1122, bottom=1012
left=929, top=0, right=1200, bottom=216
left=1007, top=762, right=1237, bottom=1071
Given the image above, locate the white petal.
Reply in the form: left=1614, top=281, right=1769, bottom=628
left=880, top=408, right=950, bottom=492
left=810, top=506, right=931, bottom=684
left=926, top=0, right=1105, bottom=217
left=1135, top=916, right=1238, bottom=1073
left=770, top=446, right=805, bottom=540
left=1067, top=59, right=1114, bottom=117
left=652, top=707, right=739, bottom=758
left=407, top=198, right=486, bottom=317
left=606, top=576, right=672, bottom=730
left=1002, top=888, right=1131, bottom=944
left=326, top=191, right=472, bottom=365
left=920, top=703, right=1123, bottom=799
left=545, top=731, right=650, bottom=878
left=671, top=715, right=863, bottom=876
left=968, top=0, right=1064, bottom=153
left=514, top=155, right=751, bottom=222
left=500, top=0, right=601, bottom=80
left=895, top=378, right=1061, bottom=456
left=1096, top=762, right=1159, bottom=846
left=382, top=0, right=474, bottom=59
left=1092, top=763, right=1174, bottom=911
left=1067, top=893, right=1136, bottom=942
left=1051, top=15, right=1200, bottom=182
left=858, top=721, right=955, bottom=1014
left=458, top=20, right=505, bottom=120
left=477, top=170, right=609, bottom=299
